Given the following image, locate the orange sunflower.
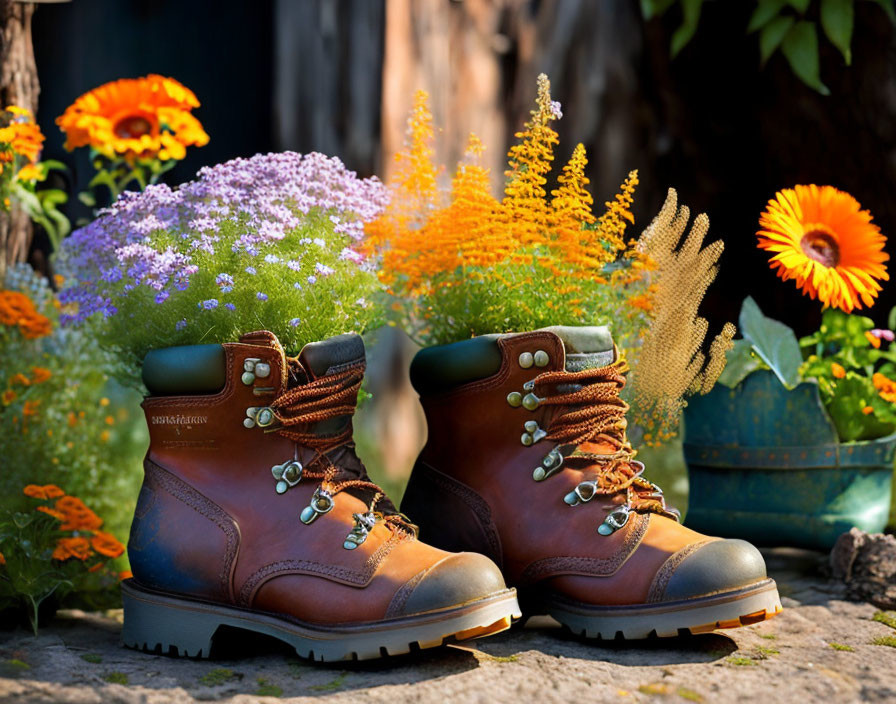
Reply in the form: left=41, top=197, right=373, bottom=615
left=757, top=185, right=889, bottom=313
left=56, top=74, right=209, bottom=161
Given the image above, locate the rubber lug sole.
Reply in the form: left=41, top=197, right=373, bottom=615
left=537, top=578, right=782, bottom=640
left=120, top=579, right=521, bottom=662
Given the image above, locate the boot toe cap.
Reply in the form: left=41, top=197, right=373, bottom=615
left=659, top=539, right=768, bottom=602
left=395, top=552, right=508, bottom=617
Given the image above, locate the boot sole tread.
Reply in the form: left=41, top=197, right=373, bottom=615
left=120, top=579, right=521, bottom=662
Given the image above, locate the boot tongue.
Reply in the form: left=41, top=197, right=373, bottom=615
left=539, top=325, right=616, bottom=371
left=298, top=332, right=366, bottom=380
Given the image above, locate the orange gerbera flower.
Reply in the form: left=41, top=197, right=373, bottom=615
left=757, top=185, right=889, bottom=313
left=90, top=531, right=125, bottom=558
left=52, top=536, right=92, bottom=561
left=57, top=75, right=209, bottom=161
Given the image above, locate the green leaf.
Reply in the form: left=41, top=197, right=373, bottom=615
left=738, top=296, right=803, bottom=389
left=781, top=21, right=831, bottom=94
left=748, top=0, right=788, bottom=32
left=39, top=159, right=68, bottom=174
left=641, top=0, right=676, bottom=20
left=821, top=0, right=854, bottom=64
left=671, top=0, right=704, bottom=57
left=867, top=0, right=896, bottom=24
left=78, top=191, right=96, bottom=207
left=888, top=306, right=896, bottom=332
left=788, top=0, right=811, bottom=12
left=717, top=339, right=763, bottom=388
left=760, top=15, right=796, bottom=63
left=825, top=375, right=896, bottom=441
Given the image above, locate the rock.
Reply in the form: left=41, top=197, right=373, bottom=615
left=830, top=528, right=896, bottom=609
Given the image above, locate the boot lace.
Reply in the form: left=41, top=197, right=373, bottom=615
left=265, top=362, right=414, bottom=543
left=527, top=359, right=680, bottom=533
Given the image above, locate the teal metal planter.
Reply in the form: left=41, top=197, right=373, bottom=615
left=683, top=370, right=896, bottom=551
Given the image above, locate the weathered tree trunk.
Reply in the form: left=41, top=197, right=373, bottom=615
left=0, top=0, right=39, bottom=281
left=380, top=0, right=511, bottom=184
left=272, top=0, right=385, bottom=176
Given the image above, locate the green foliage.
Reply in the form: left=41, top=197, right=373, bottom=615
left=199, top=668, right=240, bottom=686
left=97, top=211, right=382, bottom=374
left=0, top=510, right=71, bottom=635
left=872, top=610, right=896, bottom=629
left=3, top=160, right=71, bottom=252
left=1, top=265, right=146, bottom=540
left=255, top=678, right=283, bottom=697
left=103, top=672, right=129, bottom=684
left=829, top=641, right=855, bottom=650
left=737, top=296, right=802, bottom=388
left=782, top=21, right=830, bottom=94
left=800, top=309, right=896, bottom=441
left=642, top=0, right=896, bottom=94
left=723, top=300, right=896, bottom=443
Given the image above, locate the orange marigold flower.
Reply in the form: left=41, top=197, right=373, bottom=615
left=55, top=496, right=104, bottom=531
left=16, top=163, right=44, bottom=182
left=628, top=294, right=653, bottom=312
left=0, top=106, right=45, bottom=163
left=0, top=552, right=5, bottom=566
left=10, top=373, right=30, bottom=386
left=52, top=536, right=92, bottom=561
left=24, top=484, right=47, bottom=499
left=24, top=484, right=65, bottom=500
left=30, top=366, right=51, bottom=384
left=90, top=531, right=125, bottom=558
left=1, top=389, right=16, bottom=405
left=831, top=363, right=846, bottom=379
left=873, top=372, right=896, bottom=403
left=863, top=406, right=874, bottom=415
left=37, top=505, right=66, bottom=520
left=22, top=399, right=40, bottom=417
left=757, top=185, right=889, bottom=313
left=0, top=290, right=52, bottom=339
left=56, top=75, right=209, bottom=162
left=865, top=330, right=882, bottom=349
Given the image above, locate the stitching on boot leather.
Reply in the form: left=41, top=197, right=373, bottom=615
left=238, top=532, right=403, bottom=607
left=144, top=459, right=240, bottom=602
left=415, top=461, right=503, bottom=567
left=646, top=538, right=717, bottom=603
left=384, top=564, right=431, bottom=619
left=518, top=512, right=649, bottom=583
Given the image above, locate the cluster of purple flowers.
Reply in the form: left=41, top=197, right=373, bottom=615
left=59, top=151, right=388, bottom=327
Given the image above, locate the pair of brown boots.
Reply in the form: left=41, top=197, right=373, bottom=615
left=122, top=326, right=780, bottom=662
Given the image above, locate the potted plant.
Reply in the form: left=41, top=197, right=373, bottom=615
left=684, top=185, right=895, bottom=550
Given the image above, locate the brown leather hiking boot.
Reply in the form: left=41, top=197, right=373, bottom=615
left=401, top=327, right=781, bottom=639
left=121, top=330, right=519, bottom=661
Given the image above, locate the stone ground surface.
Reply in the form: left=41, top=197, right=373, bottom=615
left=1, top=550, right=895, bottom=704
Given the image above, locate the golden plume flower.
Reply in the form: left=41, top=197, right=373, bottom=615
left=629, top=189, right=734, bottom=444
left=503, top=73, right=560, bottom=247
left=757, top=185, right=888, bottom=313
left=56, top=75, right=209, bottom=161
